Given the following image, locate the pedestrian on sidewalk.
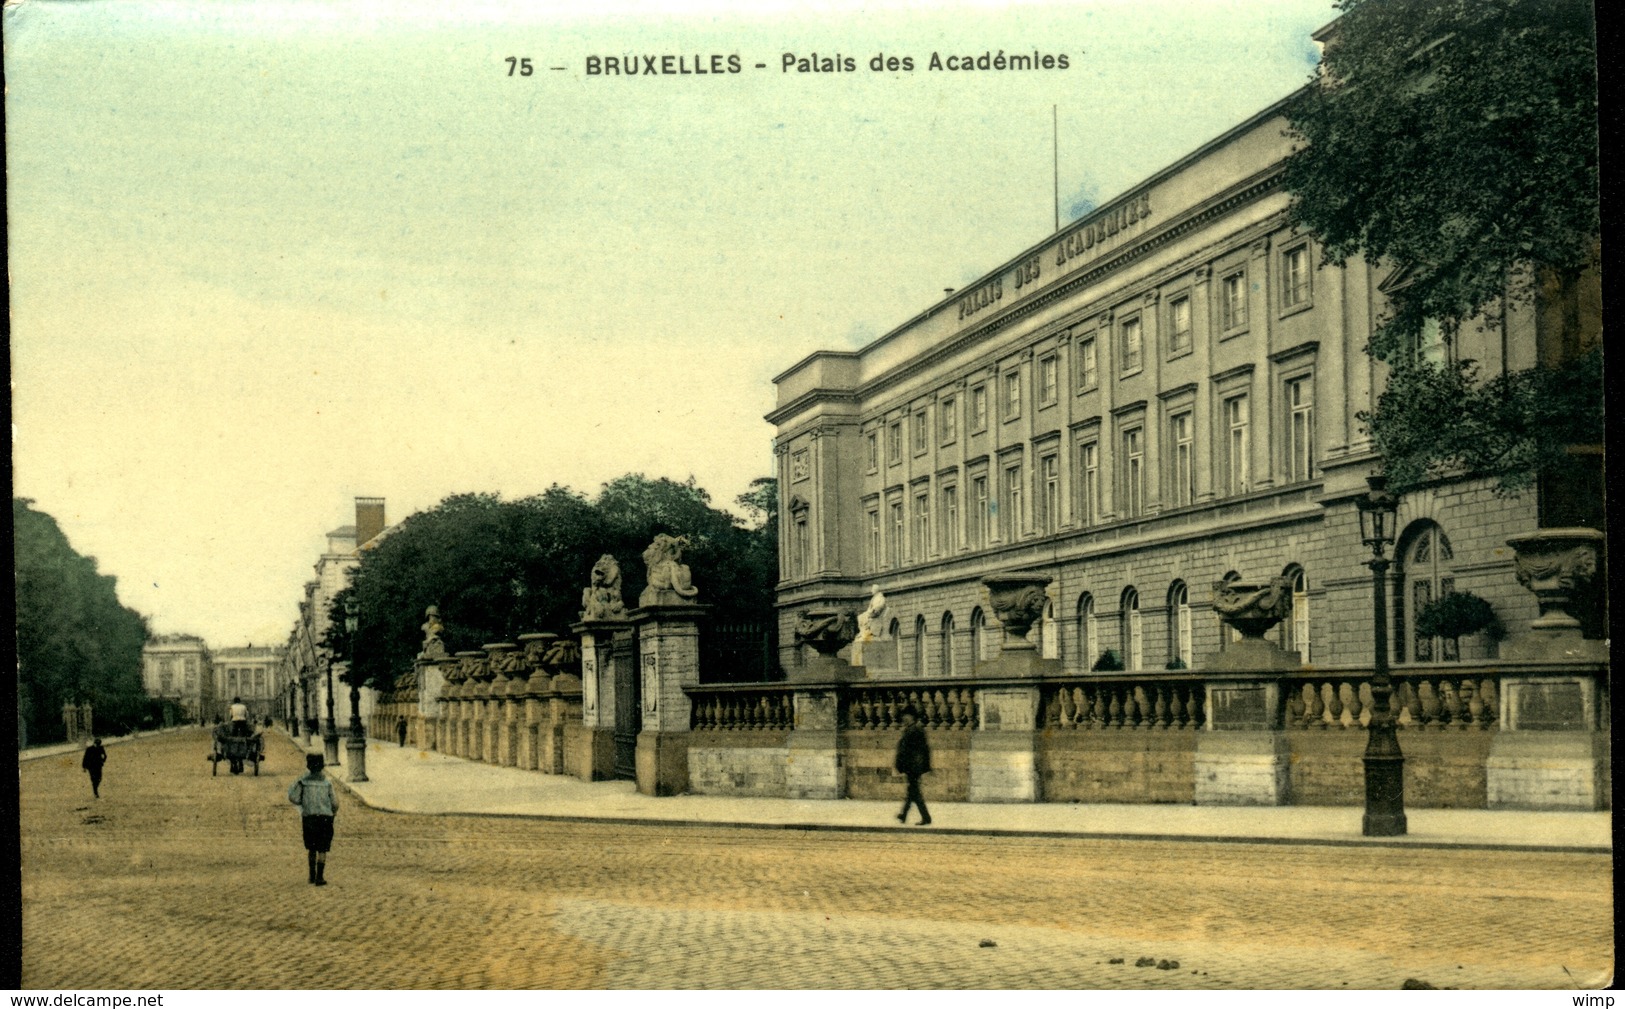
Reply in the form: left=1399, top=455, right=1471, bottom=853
left=81, top=738, right=107, bottom=798
left=397, top=716, right=408, bottom=747
left=893, top=707, right=932, bottom=826
left=288, top=753, right=338, bottom=886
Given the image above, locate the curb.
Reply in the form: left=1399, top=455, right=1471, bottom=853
left=323, top=771, right=1611, bottom=855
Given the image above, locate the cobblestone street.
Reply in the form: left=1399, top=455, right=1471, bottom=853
left=20, top=730, right=1613, bottom=989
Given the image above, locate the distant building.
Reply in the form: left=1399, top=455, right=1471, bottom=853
left=287, top=497, right=391, bottom=731
left=212, top=644, right=284, bottom=721
left=141, top=635, right=215, bottom=721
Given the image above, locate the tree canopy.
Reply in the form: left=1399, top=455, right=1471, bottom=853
left=14, top=498, right=152, bottom=744
left=1282, top=0, right=1602, bottom=500
left=342, top=475, right=777, bottom=689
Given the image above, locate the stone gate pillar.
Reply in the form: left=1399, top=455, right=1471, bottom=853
left=1196, top=577, right=1298, bottom=806
left=630, top=604, right=710, bottom=796
left=569, top=619, right=630, bottom=781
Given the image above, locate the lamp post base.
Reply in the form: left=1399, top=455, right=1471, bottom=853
left=323, top=731, right=342, bottom=767
left=345, top=736, right=368, bottom=782
left=1362, top=752, right=1407, bottom=836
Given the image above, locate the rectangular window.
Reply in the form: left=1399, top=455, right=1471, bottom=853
left=1078, top=442, right=1100, bottom=526
left=940, top=398, right=957, bottom=444
left=865, top=432, right=879, bottom=472
left=1221, top=271, right=1247, bottom=331
left=912, top=488, right=930, bottom=560
left=1282, top=245, right=1311, bottom=309
left=1409, top=317, right=1451, bottom=367
left=1002, top=464, right=1023, bottom=541
left=1078, top=337, right=1098, bottom=389
left=1122, top=427, right=1144, bottom=518
left=940, top=484, right=959, bottom=553
left=971, top=385, right=988, bottom=431
left=866, top=507, right=881, bottom=571
left=972, top=475, right=990, bottom=548
left=1003, top=371, right=1021, bottom=420
left=887, top=422, right=902, bottom=464
left=1286, top=377, right=1315, bottom=482
left=1039, top=355, right=1059, bottom=406
left=793, top=514, right=809, bottom=576
left=1170, top=411, right=1194, bottom=507
left=1224, top=395, right=1250, bottom=495
left=1168, top=296, right=1192, bottom=354
left=1120, top=318, right=1143, bottom=374
left=1038, top=454, right=1060, bottom=533
left=888, top=501, right=903, bottom=567
left=913, top=411, right=928, bottom=453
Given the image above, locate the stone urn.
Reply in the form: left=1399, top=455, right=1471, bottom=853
left=793, top=609, right=858, bottom=657
left=452, top=651, right=485, bottom=696
left=1503, top=528, right=1608, bottom=661
left=1506, top=529, right=1604, bottom=631
left=519, top=632, right=559, bottom=692
left=983, top=572, right=1053, bottom=652
left=1211, top=577, right=1292, bottom=639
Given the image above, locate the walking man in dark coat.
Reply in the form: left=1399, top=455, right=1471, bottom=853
left=81, top=738, right=107, bottom=798
left=894, top=707, right=932, bottom=826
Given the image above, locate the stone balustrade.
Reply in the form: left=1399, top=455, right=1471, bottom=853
left=688, top=687, right=794, bottom=731
left=1043, top=675, right=1206, bottom=731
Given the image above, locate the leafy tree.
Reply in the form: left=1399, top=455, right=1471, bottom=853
left=14, top=498, right=151, bottom=744
left=343, top=475, right=778, bottom=689
left=1282, top=0, right=1602, bottom=511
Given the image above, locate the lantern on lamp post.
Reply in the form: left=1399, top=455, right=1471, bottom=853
left=1355, top=474, right=1405, bottom=836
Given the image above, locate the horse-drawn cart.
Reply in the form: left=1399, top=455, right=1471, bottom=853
left=210, top=725, right=265, bottom=775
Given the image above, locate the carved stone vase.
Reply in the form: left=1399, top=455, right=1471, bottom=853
left=1506, top=528, right=1604, bottom=631
left=519, top=632, right=559, bottom=692
left=1210, top=577, right=1293, bottom=640
left=793, top=609, right=858, bottom=657
left=983, top=572, right=1053, bottom=652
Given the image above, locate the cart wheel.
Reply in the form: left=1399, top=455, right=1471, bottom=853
left=212, top=756, right=219, bottom=776
left=252, top=759, right=260, bottom=777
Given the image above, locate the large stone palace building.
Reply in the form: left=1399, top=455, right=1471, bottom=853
left=141, top=634, right=215, bottom=721
left=768, top=92, right=1550, bottom=680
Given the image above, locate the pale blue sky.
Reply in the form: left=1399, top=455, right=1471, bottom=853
left=8, top=0, right=1333, bottom=645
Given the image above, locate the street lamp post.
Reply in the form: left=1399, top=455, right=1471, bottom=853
left=322, top=652, right=341, bottom=767
left=344, top=597, right=368, bottom=782
left=1356, top=474, right=1405, bottom=837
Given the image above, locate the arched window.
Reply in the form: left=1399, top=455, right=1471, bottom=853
left=1396, top=523, right=1456, bottom=662
left=1031, top=598, right=1059, bottom=659
left=940, top=612, right=956, bottom=677
left=1076, top=593, right=1098, bottom=672
left=1167, top=581, right=1192, bottom=668
left=970, top=607, right=988, bottom=664
left=1121, top=586, right=1142, bottom=669
left=914, top=615, right=928, bottom=677
left=1278, top=565, right=1310, bottom=662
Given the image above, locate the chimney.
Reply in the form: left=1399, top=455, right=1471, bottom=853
left=355, top=497, right=386, bottom=548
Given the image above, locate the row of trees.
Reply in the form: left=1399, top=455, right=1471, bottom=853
left=325, top=474, right=779, bottom=691
left=14, top=498, right=155, bottom=745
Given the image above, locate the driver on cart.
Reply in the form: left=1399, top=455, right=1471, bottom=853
left=229, top=697, right=250, bottom=737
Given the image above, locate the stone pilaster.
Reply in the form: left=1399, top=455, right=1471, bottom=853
left=786, top=688, right=843, bottom=799
left=569, top=619, right=631, bottom=781
left=969, top=680, right=1045, bottom=802
left=1195, top=679, right=1289, bottom=806
left=1486, top=670, right=1608, bottom=810
left=630, top=604, right=709, bottom=796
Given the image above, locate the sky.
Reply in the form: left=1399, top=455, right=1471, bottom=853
left=7, top=0, right=1336, bottom=647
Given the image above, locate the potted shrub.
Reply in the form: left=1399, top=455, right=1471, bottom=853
left=1092, top=649, right=1124, bottom=672
left=1414, top=591, right=1503, bottom=660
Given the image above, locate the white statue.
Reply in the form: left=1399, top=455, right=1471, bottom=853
left=850, top=585, right=887, bottom=666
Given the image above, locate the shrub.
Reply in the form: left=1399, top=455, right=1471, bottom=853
left=1092, top=649, right=1124, bottom=672
left=1415, top=591, right=1502, bottom=643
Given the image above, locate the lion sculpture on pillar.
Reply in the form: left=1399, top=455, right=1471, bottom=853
left=580, top=554, right=629, bottom=621
left=639, top=534, right=701, bottom=607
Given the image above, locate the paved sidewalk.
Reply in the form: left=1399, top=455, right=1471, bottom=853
left=280, top=730, right=1611, bottom=852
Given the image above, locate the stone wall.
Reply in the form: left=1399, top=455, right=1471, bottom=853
left=1285, top=729, right=1496, bottom=809
left=842, top=729, right=971, bottom=802
left=686, top=730, right=790, bottom=796
left=1039, top=730, right=1198, bottom=804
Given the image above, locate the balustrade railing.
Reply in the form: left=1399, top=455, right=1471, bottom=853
left=1043, top=679, right=1206, bottom=730
left=1282, top=672, right=1501, bottom=731
left=689, top=687, right=794, bottom=731
left=842, top=685, right=977, bottom=731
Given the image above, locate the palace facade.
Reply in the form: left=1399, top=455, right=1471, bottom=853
left=768, top=93, right=1547, bottom=679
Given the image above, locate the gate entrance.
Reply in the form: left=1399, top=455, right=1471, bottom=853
left=613, top=630, right=641, bottom=780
